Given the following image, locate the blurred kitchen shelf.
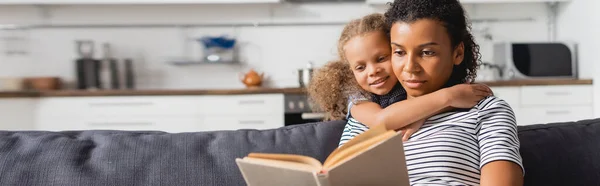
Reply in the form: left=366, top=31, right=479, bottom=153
left=166, top=59, right=241, bottom=66
left=367, top=0, right=572, bottom=4
left=0, top=0, right=282, bottom=5
left=0, top=21, right=349, bottom=30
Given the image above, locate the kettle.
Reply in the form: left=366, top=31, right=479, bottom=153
left=240, top=69, right=264, bottom=88
left=476, top=62, right=502, bottom=82
left=298, top=62, right=314, bottom=88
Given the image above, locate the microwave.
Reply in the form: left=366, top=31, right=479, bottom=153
left=493, top=42, right=577, bottom=80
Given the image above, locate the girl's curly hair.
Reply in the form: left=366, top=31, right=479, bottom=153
left=307, top=13, right=387, bottom=121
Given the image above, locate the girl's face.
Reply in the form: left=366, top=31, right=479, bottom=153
left=390, top=19, right=464, bottom=98
left=344, top=31, right=398, bottom=96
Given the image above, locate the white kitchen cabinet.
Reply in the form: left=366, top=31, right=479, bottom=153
left=35, top=96, right=205, bottom=132
left=519, top=106, right=593, bottom=125
left=490, top=84, right=594, bottom=126
left=35, top=94, right=285, bottom=132
left=0, top=98, right=36, bottom=130
left=367, top=0, right=571, bottom=5
left=520, top=85, right=592, bottom=106
left=202, top=94, right=284, bottom=115
left=201, top=94, right=285, bottom=131
left=0, top=0, right=281, bottom=5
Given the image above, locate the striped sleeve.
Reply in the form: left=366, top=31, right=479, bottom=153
left=338, top=100, right=369, bottom=146
left=476, top=97, right=525, bottom=175
left=338, top=117, right=369, bottom=146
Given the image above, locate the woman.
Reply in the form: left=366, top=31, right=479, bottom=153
left=383, top=0, right=524, bottom=185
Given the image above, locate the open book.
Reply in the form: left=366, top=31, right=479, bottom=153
left=235, top=124, right=410, bottom=186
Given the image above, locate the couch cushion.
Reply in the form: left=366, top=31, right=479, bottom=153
left=518, top=118, right=600, bottom=186
left=0, top=121, right=346, bottom=186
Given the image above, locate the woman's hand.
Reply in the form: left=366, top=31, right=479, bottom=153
left=443, top=83, right=493, bottom=108
left=399, top=119, right=426, bottom=141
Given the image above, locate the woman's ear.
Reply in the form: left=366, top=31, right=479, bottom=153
left=453, top=42, right=465, bottom=65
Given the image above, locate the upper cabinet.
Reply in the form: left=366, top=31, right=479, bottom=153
left=367, top=0, right=571, bottom=5
left=0, top=0, right=281, bottom=5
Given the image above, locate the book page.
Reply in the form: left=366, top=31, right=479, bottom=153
left=322, top=131, right=396, bottom=169
left=324, top=123, right=388, bottom=165
left=248, top=153, right=323, bottom=169
left=327, top=132, right=410, bottom=186
left=236, top=158, right=321, bottom=186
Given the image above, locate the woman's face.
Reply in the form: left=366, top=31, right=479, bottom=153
left=390, top=19, right=464, bottom=98
left=344, top=31, right=398, bottom=95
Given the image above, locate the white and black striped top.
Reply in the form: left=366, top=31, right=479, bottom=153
left=339, top=96, right=524, bottom=185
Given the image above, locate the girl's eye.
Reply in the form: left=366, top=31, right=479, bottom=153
left=355, top=65, right=365, bottom=71
left=393, top=50, right=406, bottom=56
left=377, top=55, right=388, bottom=62
left=422, top=50, right=435, bottom=56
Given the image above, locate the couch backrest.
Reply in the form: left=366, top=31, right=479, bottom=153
left=518, top=118, right=600, bottom=186
left=1, top=118, right=599, bottom=186
left=0, top=121, right=345, bottom=186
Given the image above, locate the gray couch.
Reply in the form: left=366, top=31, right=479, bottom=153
left=1, top=118, right=599, bottom=186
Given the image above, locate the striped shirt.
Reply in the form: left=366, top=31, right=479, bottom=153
left=339, top=96, right=524, bottom=185
left=340, top=82, right=406, bottom=146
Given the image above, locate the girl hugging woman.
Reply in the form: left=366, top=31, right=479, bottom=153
left=309, top=0, right=524, bottom=185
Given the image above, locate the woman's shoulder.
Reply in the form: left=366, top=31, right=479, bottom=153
left=476, top=96, right=514, bottom=111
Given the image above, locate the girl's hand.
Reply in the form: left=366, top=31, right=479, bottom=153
left=400, top=119, right=426, bottom=141
left=443, top=83, right=493, bottom=108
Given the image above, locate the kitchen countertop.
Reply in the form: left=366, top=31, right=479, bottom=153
left=0, top=87, right=306, bottom=98
left=475, top=78, right=593, bottom=87
left=0, top=79, right=593, bottom=98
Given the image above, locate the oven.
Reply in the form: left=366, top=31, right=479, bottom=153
left=284, top=94, right=326, bottom=126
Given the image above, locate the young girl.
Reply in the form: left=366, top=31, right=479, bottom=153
left=385, top=0, right=524, bottom=185
left=308, top=13, right=492, bottom=145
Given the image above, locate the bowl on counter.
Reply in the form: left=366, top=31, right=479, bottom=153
left=26, top=77, right=62, bottom=91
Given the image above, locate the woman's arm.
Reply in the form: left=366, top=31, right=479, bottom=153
left=480, top=161, right=523, bottom=186
left=351, top=83, right=492, bottom=130
left=477, top=97, right=524, bottom=186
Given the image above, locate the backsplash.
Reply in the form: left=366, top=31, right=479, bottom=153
left=0, top=2, right=589, bottom=89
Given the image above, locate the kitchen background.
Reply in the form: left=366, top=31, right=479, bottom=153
left=0, top=0, right=597, bottom=132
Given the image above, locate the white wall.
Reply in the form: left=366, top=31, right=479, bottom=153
left=0, top=2, right=578, bottom=89
left=557, top=0, right=600, bottom=117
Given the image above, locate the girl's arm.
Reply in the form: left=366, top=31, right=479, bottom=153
left=351, top=83, right=492, bottom=130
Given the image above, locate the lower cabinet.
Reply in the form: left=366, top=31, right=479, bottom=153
left=0, top=98, right=37, bottom=130
left=491, top=85, right=594, bottom=126
left=34, top=94, right=285, bottom=132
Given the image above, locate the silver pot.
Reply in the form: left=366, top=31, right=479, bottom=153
left=298, top=62, right=314, bottom=88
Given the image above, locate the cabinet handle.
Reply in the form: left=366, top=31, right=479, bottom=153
left=239, top=120, right=265, bottom=125
left=545, top=110, right=571, bottom=115
left=88, top=102, right=154, bottom=107
left=88, top=122, right=153, bottom=126
left=545, top=91, right=571, bottom=96
left=301, top=112, right=326, bottom=120
left=238, top=100, right=265, bottom=105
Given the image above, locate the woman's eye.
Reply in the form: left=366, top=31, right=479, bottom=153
left=422, top=51, right=435, bottom=56
left=393, top=50, right=406, bottom=56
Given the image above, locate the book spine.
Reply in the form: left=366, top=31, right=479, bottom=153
left=314, top=173, right=331, bottom=186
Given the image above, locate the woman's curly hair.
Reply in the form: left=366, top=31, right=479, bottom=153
left=307, top=13, right=387, bottom=121
left=384, top=0, right=481, bottom=85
